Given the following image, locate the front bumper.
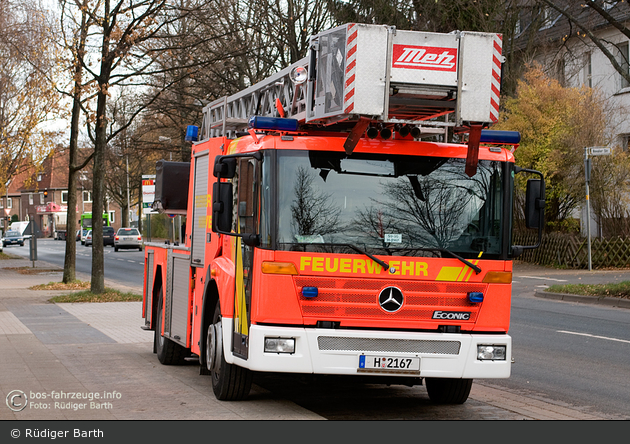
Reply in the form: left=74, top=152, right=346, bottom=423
left=223, top=320, right=511, bottom=379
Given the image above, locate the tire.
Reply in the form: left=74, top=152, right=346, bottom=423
left=206, top=301, right=252, bottom=401
left=139, top=246, right=143, bottom=251
left=114, top=246, right=118, bottom=252
left=155, top=289, right=187, bottom=365
left=425, top=378, right=473, bottom=404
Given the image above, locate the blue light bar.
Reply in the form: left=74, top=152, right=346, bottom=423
left=185, top=125, right=198, bottom=142
left=248, top=116, right=299, bottom=132
left=468, top=292, right=484, bottom=303
left=301, top=287, right=319, bottom=298
left=479, top=130, right=520, bottom=145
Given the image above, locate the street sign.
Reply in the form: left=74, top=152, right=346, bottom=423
left=587, top=146, right=611, bottom=156
left=142, top=175, right=158, bottom=214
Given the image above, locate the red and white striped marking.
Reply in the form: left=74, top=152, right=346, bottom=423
left=490, top=34, right=502, bottom=123
left=344, top=23, right=358, bottom=114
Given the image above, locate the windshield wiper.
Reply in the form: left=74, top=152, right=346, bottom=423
left=436, top=248, right=481, bottom=274
left=384, top=246, right=482, bottom=274
left=290, top=242, right=390, bottom=271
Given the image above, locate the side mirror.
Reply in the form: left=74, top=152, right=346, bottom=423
left=525, top=179, right=545, bottom=229
left=212, top=182, right=233, bottom=233
left=213, top=156, right=237, bottom=178
left=512, top=168, right=546, bottom=257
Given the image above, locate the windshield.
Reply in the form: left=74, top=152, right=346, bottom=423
left=268, top=150, right=508, bottom=259
left=118, top=229, right=139, bottom=235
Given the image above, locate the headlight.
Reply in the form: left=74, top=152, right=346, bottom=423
left=264, top=337, right=295, bottom=354
left=477, top=345, right=507, bottom=361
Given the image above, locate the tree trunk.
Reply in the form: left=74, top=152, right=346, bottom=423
left=90, top=71, right=111, bottom=294
left=63, top=8, right=89, bottom=284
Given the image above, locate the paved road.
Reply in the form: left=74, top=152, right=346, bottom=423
left=496, top=265, right=630, bottom=419
left=2, top=238, right=144, bottom=290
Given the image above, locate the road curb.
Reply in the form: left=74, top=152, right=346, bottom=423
left=535, top=290, right=630, bottom=309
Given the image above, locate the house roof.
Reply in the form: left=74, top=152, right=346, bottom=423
left=14, top=148, right=74, bottom=193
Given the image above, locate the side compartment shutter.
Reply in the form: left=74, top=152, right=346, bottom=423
left=144, top=250, right=154, bottom=327
left=191, top=153, right=209, bottom=267
left=169, top=253, right=191, bottom=347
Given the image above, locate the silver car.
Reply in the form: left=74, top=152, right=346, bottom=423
left=114, top=228, right=143, bottom=252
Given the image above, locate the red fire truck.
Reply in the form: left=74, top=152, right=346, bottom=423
left=142, top=23, right=545, bottom=404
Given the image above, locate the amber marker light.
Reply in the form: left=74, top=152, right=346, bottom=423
left=482, top=271, right=512, bottom=284
left=261, top=261, right=299, bottom=275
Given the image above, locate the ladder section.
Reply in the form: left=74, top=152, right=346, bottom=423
left=201, top=57, right=309, bottom=140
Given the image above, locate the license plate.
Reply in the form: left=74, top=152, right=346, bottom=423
left=358, top=355, right=420, bottom=374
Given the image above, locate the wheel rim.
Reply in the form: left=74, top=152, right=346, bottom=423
left=157, top=304, right=164, bottom=349
left=207, top=315, right=223, bottom=380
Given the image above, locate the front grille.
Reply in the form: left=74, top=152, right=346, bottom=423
left=295, top=276, right=485, bottom=322
left=317, top=336, right=461, bottom=355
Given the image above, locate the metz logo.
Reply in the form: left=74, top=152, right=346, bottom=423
left=432, top=311, right=471, bottom=320
left=392, top=45, right=457, bottom=72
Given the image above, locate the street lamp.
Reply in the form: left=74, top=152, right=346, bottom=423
left=159, top=136, right=173, bottom=160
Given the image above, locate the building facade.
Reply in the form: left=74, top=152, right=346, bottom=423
left=2, top=149, right=125, bottom=238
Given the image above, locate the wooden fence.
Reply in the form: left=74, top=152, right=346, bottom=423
left=512, top=232, right=630, bottom=269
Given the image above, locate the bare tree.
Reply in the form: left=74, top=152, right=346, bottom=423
left=290, top=166, right=341, bottom=238
left=539, top=0, right=630, bottom=87
left=0, top=0, right=63, bottom=199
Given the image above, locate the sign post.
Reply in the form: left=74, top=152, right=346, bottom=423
left=26, top=221, right=37, bottom=267
left=584, top=146, right=612, bottom=270
left=142, top=175, right=158, bottom=242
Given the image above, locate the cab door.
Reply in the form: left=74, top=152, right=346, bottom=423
left=231, top=156, right=260, bottom=359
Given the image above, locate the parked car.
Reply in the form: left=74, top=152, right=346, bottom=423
left=80, top=229, right=89, bottom=245
left=76, top=229, right=82, bottom=241
left=84, top=230, right=93, bottom=246
left=103, top=226, right=115, bottom=247
left=114, top=228, right=143, bottom=252
left=2, top=230, right=25, bottom=247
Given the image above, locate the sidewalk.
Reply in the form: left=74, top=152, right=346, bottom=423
left=0, top=255, right=323, bottom=420
left=513, top=261, right=630, bottom=309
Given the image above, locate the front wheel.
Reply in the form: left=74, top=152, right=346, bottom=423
left=425, top=378, right=473, bottom=404
left=205, top=301, right=252, bottom=400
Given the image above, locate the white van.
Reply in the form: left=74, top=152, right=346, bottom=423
left=10, top=221, right=31, bottom=238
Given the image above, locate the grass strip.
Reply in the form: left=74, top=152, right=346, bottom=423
left=49, top=288, right=142, bottom=303
left=546, top=282, right=630, bottom=299
left=29, top=280, right=141, bottom=303
left=31, top=281, right=90, bottom=291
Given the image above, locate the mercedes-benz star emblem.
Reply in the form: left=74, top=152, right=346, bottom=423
left=378, top=287, right=404, bottom=313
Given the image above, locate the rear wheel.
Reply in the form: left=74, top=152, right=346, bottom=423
left=425, top=378, right=473, bottom=404
left=155, top=288, right=187, bottom=365
left=206, top=301, right=252, bottom=400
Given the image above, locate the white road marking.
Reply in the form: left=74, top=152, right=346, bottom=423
left=558, top=330, right=630, bottom=344
left=520, top=275, right=568, bottom=282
